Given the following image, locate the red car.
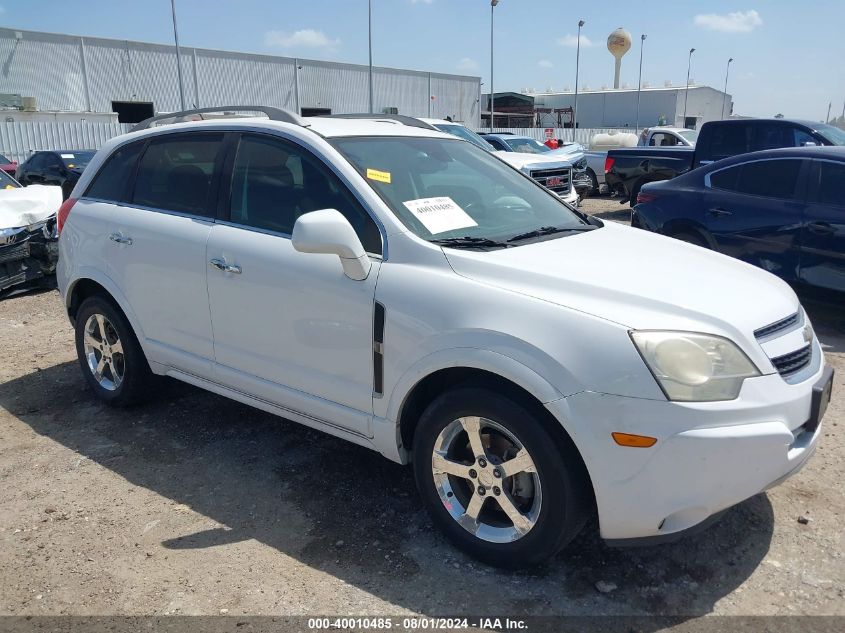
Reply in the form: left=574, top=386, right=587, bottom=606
left=0, top=153, right=18, bottom=177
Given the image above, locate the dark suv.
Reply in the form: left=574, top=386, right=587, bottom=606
left=16, top=150, right=96, bottom=199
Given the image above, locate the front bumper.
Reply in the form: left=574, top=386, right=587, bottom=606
left=0, top=218, right=58, bottom=295
left=546, top=358, right=829, bottom=542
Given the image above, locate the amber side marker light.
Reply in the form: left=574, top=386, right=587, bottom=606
left=612, top=432, right=658, bottom=448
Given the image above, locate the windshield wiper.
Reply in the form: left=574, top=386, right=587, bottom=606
left=507, top=225, right=596, bottom=243
left=431, top=236, right=512, bottom=249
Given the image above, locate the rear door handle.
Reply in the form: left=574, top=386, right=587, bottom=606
left=808, top=221, right=836, bottom=235
left=209, top=258, right=242, bottom=274
left=708, top=207, right=732, bottom=217
left=109, top=232, right=133, bottom=245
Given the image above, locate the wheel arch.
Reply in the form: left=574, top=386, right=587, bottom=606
left=661, top=219, right=717, bottom=249
left=65, top=273, right=146, bottom=344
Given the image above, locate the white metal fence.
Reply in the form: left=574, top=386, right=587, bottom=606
left=0, top=121, right=132, bottom=164
left=469, top=127, right=635, bottom=146
left=0, top=121, right=637, bottom=166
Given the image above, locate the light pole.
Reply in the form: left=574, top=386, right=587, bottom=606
left=635, top=34, right=646, bottom=133
left=573, top=19, right=584, bottom=140
left=721, top=57, right=733, bottom=119
left=170, top=0, right=186, bottom=111
left=490, top=0, right=498, bottom=132
left=682, top=47, right=695, bottom=128
left=368, top=0, right=374, bottom=113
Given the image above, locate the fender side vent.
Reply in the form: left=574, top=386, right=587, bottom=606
left=373, top=301, right=385, bottom=395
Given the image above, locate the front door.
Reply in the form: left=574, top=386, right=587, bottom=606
left=799, top=159, right=845, bottom=292
left=704, top=157, right=807, bottom=282
left=206, top=132, right=384, bottom=436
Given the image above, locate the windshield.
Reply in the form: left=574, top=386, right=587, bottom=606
left=332, top=136, right=591, bottom=247
left=434, top=124, right=496, bottom=152
left=678, top=129, right=699, bottom=144
left=814, top=123, right=845, bottom=145
left=0, top=154, right=12, bottom=164
left=59, top=151, right=95, bottom=170
left=504, top=137, right=551, bottom=154
left=0, top=170, right=19, bottom=188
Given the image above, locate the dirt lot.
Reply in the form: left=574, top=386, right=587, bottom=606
left=1, top=197, right=843, bottom=622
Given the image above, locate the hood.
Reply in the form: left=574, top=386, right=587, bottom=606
left=0, top=185, right=63, bottom=230
left=497, top=151, right=577, bottom=171
left=443, top=221, right=798, bottom=340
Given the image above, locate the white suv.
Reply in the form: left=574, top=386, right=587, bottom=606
left=57, top=106, right=833, bottom=567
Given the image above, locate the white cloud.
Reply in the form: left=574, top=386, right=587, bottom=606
left=264, top=29, right=341, bottom=50
left=538, top=60, right=554, bottom=69
left=557, top=34, right=593, bottom=48
left=694, top=9, right=762, bottom=33
left=457, top=57, right=479, bottom=71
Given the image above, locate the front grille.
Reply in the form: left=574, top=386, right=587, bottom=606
left=530, top=167, right=571, bottom=194
left=771, top=344, right=812, bottom=377
left=754, top=312, right=800, bottom=340
left=0, top=241, right=30, bottom=265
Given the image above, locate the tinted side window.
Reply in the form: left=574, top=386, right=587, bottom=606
left=27, top=154, right=46, bottom=170
left=709, top=165, right=740, bottom=191
left=132, top=134, right=223, bottom=216
left=754, top=124, right=794, bottom=150
left=736, top=160, right=802, bottom=199
left=707, top=124, right=753, bottom=160
left=816, top=161, right=845, bottom=206
left=794, top=129, right=820, bottom=147
left=229, top=134, right=382, bottom=254
left=86, top=143, right=143, bottom=202
left=43, top=153, right=63, bottom=170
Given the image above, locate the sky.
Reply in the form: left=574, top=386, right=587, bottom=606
left=2, top=0, right=843, bottom=121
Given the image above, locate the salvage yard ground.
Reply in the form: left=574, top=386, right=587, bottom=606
left=0, top=198, right=843, bottom=619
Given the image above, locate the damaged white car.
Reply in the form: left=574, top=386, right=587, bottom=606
left=0, top=180, right=62, bottom=295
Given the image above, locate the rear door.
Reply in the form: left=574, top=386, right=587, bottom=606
left=799, top=159, right=845, bottom=292
left=105, top=132, right=227, bottom=378
left=20, top=154, right=45, bottom=185
left=704, top=158, right=808, bottom=282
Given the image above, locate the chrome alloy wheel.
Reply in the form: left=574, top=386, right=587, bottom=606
left=82, top=313, right=125, bottom=391
left=431, top=416, right=542, bottom=543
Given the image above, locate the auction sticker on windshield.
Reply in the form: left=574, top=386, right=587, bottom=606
left=402, top=196, right=477, bottom=235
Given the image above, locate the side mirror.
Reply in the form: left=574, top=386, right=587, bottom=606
left=291, top=209, right=371, bottom=281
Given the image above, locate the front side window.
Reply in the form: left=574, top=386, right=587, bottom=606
left=132, top=134, right=223, bottom=216
left=816, top=161, right=845, bottom=206
left=229, top=134, right=382, bottom=254
left=86, top=142, right=143, bottom=202
left=332, top=136, right=593, bottom=247
left=707, top=124, right=753, bottom=160
left=0, top=169, right=18, bottom=188
left=678, top=129, right=699, bottom=144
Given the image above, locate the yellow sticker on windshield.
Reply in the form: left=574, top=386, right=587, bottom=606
left=366, top=168, right=391, bottom=184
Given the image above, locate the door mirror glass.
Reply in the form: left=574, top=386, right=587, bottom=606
left=292, top=209, right=372, bottom=281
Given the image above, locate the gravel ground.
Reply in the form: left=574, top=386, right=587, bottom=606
left=0, top=197, right=843, bottom=622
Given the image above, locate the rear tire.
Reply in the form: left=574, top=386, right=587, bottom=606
left=413, top=387, right=589, bottom=567
left=587, top=169, right=599, bottom=195
left=74, top=295, right=155, bottom=407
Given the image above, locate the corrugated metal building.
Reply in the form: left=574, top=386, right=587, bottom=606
left=0, top=27, right=481, bottom=125
left=484, top=85, right=732, bottom=130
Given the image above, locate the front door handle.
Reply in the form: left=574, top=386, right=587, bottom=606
left=109, top=233, right=133, bottom=245
left=808, top=221, right=836, bottom=235
left=708, top=207, right=732, bottom=217
left=209, top=258, right=242, bottom=274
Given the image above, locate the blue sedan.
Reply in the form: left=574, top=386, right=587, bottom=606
left=632, top=146, right=845, bottom=295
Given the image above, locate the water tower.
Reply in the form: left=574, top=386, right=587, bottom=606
left=607, top=28, right=632, bottom=89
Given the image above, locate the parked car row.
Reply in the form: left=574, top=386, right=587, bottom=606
left=15, top=150, right=96, bottom=200
left=606, top=118, right=845, bottom=205
left=56, top=105, right=832, bottom=568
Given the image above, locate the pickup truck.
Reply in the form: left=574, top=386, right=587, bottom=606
left=605, top=118, right=845, bottom=205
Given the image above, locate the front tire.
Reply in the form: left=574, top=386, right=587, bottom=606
left=413, top=388, right=589, bottom=567
left=74, top=295, right=155, bottom=407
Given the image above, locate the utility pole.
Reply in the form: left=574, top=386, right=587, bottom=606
left=368, top=0, right=374, bottom=114
left=683, top=47, right=695, bottom=127
left=573, top=19, right=584, bottom=140
left=170, top=0, right=187, bottom=111
left=635, top=34, right=646, bottom=133
left=826, top=101, right=832, bottom=123
left=721, top=58, right=733, bottom=119
left=490, top=0, right=499, bottom=132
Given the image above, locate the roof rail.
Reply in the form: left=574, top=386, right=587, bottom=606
left=131, top=105, right=306, bottom=132
left=321, top=113, right=438, bottom=131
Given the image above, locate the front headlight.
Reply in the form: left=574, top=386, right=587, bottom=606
left=630, top=331, right=761, bottom=401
